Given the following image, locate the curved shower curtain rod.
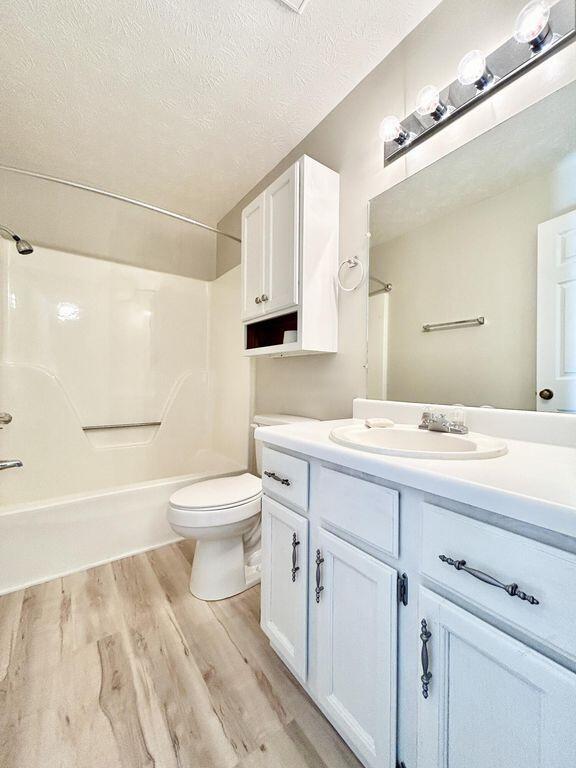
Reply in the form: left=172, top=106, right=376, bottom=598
left=0, top=163, right=242, bottom=244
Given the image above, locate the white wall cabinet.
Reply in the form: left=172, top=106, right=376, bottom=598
left=264, top=163, right=300, bottom=316
left=261, top=496, right=309, bottom=682
left=241, top=192, right=266, bottom=320
left=418, top=588, right=576, bottom=768
left=314, top=529, right=397, bottom=768
left=241, top=155, right=339, bottom=356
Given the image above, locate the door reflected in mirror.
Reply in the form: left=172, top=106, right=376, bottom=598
left=367, top=80, right=576, bottom=413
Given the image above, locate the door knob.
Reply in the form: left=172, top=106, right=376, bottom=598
left=261, top=294, right=268, bottom=302
left=255, top=296, right=262, bottom=304
left=539, top=388, right=554, bottom=401
left=0, top=412, right=13, bottom=429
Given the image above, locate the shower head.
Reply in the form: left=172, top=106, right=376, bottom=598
left=15, top=238, right=33, bottom=255
left=0, top=224, right=34, bottom=254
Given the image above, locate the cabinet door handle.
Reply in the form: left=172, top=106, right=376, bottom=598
left=261, top=294, right=269, bottom=302
left=315, top=549, right=324, bottom=603
left=420, top=619, right=432, bottom=699
left=255, top=296, right=262, bottom=304
left=264, top=470, right=291, bottom=487
left=291, top=533, right=300, bottom=582
left=438, top=554, right=540, bottom=605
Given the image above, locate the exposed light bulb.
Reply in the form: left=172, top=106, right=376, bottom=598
left=514, top=0, right=552, bottom=51
left=379, top=115, right=409, bottom=145
left=457, top=50, right=493, bottom=90
left=415, top=85, right=448, bottom=121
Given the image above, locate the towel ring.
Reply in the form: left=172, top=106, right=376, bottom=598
left=338, top=256, right=365, bottom=292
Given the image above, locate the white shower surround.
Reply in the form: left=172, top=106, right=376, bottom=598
left=0, top=245, right=251, bottom=591
left=0, top=243, right=250, bottom=503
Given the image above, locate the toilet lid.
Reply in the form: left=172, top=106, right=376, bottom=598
left=169, top=473, right=262, bottom=511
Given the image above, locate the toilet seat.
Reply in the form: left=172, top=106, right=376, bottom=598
left=168, top=473, right=262, bottom=528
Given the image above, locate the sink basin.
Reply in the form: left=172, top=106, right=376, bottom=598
left=329, top=424, right=507, bottom=460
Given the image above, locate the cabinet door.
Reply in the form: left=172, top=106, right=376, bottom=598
left=314, top=529, right=397, bottom=768
left=241, top=191, right=265, bottom=321
left=261, top=496, right=308, bottom=682
left=264, top=162, right=299, bottom=315
left=418, top=588, right=576, bottom=768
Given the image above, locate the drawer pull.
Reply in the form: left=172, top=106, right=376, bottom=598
left=420, top=619, right=432, bottom=699
left=291, top=533, right=300, bottom=582
left=264, top=470, right=291, bottom=487
left=315, top=549, right=324, bottom=603
left=438, top=554, right=540, bottom=605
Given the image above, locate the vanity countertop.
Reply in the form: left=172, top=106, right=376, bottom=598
left=255, top=419, right=576, bottom=541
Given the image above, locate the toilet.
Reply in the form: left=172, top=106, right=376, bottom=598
left=167, top=414, right=316, bottom=601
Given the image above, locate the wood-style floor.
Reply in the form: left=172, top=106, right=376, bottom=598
left=0, top=542, right=362, bottom=768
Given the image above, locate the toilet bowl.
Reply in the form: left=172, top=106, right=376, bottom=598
left=168, top=473, right=262, bottom=601
left=167, top=413, right=316, bottom=601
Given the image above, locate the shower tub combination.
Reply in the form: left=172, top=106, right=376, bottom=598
left=0, top=239, right=250, bottom=594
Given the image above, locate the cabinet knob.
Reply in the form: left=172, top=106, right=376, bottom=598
left=261, top=294, right=268, bottom=302
left=538, top=388, right=554, bottom=401
left=255, top=296, right=261, bottom=304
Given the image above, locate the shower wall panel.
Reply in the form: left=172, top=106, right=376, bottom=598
left=0, top=243, right=242, bottom=505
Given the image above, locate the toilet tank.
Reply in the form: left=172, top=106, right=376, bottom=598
left=251, top=414, right=318, bottom=476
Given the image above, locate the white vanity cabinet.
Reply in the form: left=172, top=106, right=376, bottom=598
left=241, top=155, right=339, bottom=356
left=260, top=449, right=399, bottom=768
left=418, top=588, right=576, bottom=768
left=259, top=442, right=576, bottom=768
left=314, top=529, right=397, bottom=768
left=261, top=496, right=309, bottom=682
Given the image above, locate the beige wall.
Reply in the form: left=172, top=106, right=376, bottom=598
left=0, top=171, right=218, bottom=280
left=217, top=0, right=576, bottom=420
left=371, top=164, right=576, bottom=410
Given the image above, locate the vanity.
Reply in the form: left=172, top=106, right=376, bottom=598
left=256, top=399, right=576, bottom=768
left=254, top=65, right=576, bottom=768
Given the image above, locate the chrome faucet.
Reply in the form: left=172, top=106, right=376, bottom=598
left=0, top=459, right=23, bottom=471
left=418, top=410, right=468, bottom=435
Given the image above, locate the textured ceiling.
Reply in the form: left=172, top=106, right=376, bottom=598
left=0, top=0, right=440, bottom=264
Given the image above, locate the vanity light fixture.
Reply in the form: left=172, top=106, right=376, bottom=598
left=457, top=50, right=494, bottom=90
left=379, top=116, right=410, bottom=145
left=514, top=0, right=553, bottom=51
left=380, top=0, right=575, bottom=166
left=415, top=85, right=448, bottom=121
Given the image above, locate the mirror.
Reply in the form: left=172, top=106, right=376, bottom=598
left=367, top=80, right=576, bottom=413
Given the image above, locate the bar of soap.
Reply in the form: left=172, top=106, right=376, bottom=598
left=365, top=418, right=395, bottom=429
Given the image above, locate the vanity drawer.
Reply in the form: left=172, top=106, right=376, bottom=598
left=262, top=447, right=309, bottom=513
left=421, top=503, right=576, bottom=661
left=317, top=467, right=399, bottom=559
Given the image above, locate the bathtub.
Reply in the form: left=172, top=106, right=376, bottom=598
left=0, top=470, right=235, bottom=595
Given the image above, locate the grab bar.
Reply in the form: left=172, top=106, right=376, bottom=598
left=423, top=316, right=485, bottom=332
left=83, top=421, right=161, bottom=431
